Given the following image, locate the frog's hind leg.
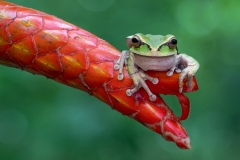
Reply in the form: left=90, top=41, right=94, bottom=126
left=139, top=72, right=158, bottom=101
left=126, top=71, right=158, bottom=101
left=141, top=72, right=159, bottom=84
left=126, top=83, right=157, bottom=101
left=114, top=51, right=129, bottom=80
left=126, top=86, right=140, bottom=97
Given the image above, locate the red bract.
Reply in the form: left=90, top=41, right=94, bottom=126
left=0, top=1, right=198, bottom=149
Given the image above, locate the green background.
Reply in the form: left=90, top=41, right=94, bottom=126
left=0, top=0, right=240, bottom=159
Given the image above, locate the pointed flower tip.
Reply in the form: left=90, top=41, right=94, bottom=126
left=176, top=137, right=191, bottom=149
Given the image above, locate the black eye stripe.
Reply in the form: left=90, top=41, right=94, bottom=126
left=140, top=42, right=151, bottom=50
left=157, top=43, right=168, bottom=51
left=146, top=44, right=152, bottom=51
left=157, top=39, right=177, bottom=51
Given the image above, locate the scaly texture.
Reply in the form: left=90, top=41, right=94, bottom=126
left=0, top=1, right=198, bottom=149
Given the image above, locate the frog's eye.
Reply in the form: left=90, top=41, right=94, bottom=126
left=170, top=39, right=177, bottom=45
left=126, top=35, right=141, bottom=48
left=168, top=38, right=177, bottom=49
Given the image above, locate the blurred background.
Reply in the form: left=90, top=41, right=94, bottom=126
left=0, top=0, right=240, bottom=159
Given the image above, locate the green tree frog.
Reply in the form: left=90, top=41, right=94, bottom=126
left=114, top=33, right=199, bottom=101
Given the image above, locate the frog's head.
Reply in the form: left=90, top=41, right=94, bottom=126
left=126, top=33, right=178, bottom=57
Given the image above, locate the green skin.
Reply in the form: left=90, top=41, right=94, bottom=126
left=114, top=33, right=199, bottom=101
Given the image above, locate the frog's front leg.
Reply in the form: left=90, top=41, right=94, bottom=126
left=114, top=51, right=129, bottom=80
left=126, top=52, right=158, bottom=101
left=177, top=54, right=200, bottom=92
left=166, top=57, right=183, bottom=77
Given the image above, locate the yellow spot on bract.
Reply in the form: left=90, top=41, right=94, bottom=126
left=91, top=64, right=108, bottom=76
left=114, top=95, right=129, bottom=107
left=64, top=56, right=82, bottom=67
left=43, top=30, right=60, bottom=40
left=145, top=103, right=155, bottom=113
left=74, top=35, right=86, bottom=42
left=37, top=59, right=56, bottom=70
left=21, top=20, right=33, bottom=27
left=12, top=44, right=30, bottom=53
left=68, top=80, right=81, bottom=88
left=145, top=103, right=162, bottom=118
left=74, top=35, right=96, bottom=46
left=0, top=10, right=7, bottom=18
left=0, top=59, right=14, bottom=66
left=0, top=37, right=8, bottom=44
left=66, top=79, right=88, bottom=92
left=93, top=92, right=107, bottom=103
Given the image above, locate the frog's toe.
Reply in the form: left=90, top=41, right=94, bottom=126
left=152, top=78, right=159, bottom=84
left=186, top=75, right=194, bottom=90
left=179, top=87, right=183, bottom=93
left=166, top=70, right=174, bottom=76
left=126, top=89, right=133, bottom=96
left=149, top=94, right=157, bottom=101
left=118, top=73, right=124, bottom=80
left=187, top=78, right=193, bottom=87
left=175, top=68, right=182, bottom=73
left=114, top=64, right=120, bottom=70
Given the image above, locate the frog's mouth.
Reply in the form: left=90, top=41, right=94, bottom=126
left=132, top=50, right=177, bottom=57
left=133, top=53, right=177, bottom=71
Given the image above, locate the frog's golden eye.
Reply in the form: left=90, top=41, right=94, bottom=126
left=168, top=38, right=177, bottom=49
left=126, top=35, right=141, bottom=48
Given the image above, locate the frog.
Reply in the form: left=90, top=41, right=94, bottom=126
left=114, top=33, right=199, bottom=101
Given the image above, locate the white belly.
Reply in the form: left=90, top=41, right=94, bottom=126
left=134, top=54, right=177, bottom=71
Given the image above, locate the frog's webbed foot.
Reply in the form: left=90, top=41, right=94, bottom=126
left=127, top=71, right=158, bottom=101
left=114, top=51, right=129, bottom=80
left=179, top=67, right=196, bottom=93
left=178, top=54, right=200, bottom=93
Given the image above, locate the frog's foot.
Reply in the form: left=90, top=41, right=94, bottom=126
left=114, top=63, right=124, bottom=80
left=126, top=87, right=156, bottom=101
left=114, top=62, right=124, bottom=80
left=179, top=66, right=197, bottom=93
left=114, top=51, right=129, bottom=80
left=127, top=71, right=158, bottom=101
left=114, top=63, right=120, bottom=70
left=117, top=73, right=124, bottom=80
left=166, top=67, right=182, bottom=76
left=177, top=53, right=200, bottom=92
left=143, top=72, right=159, bottom=84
